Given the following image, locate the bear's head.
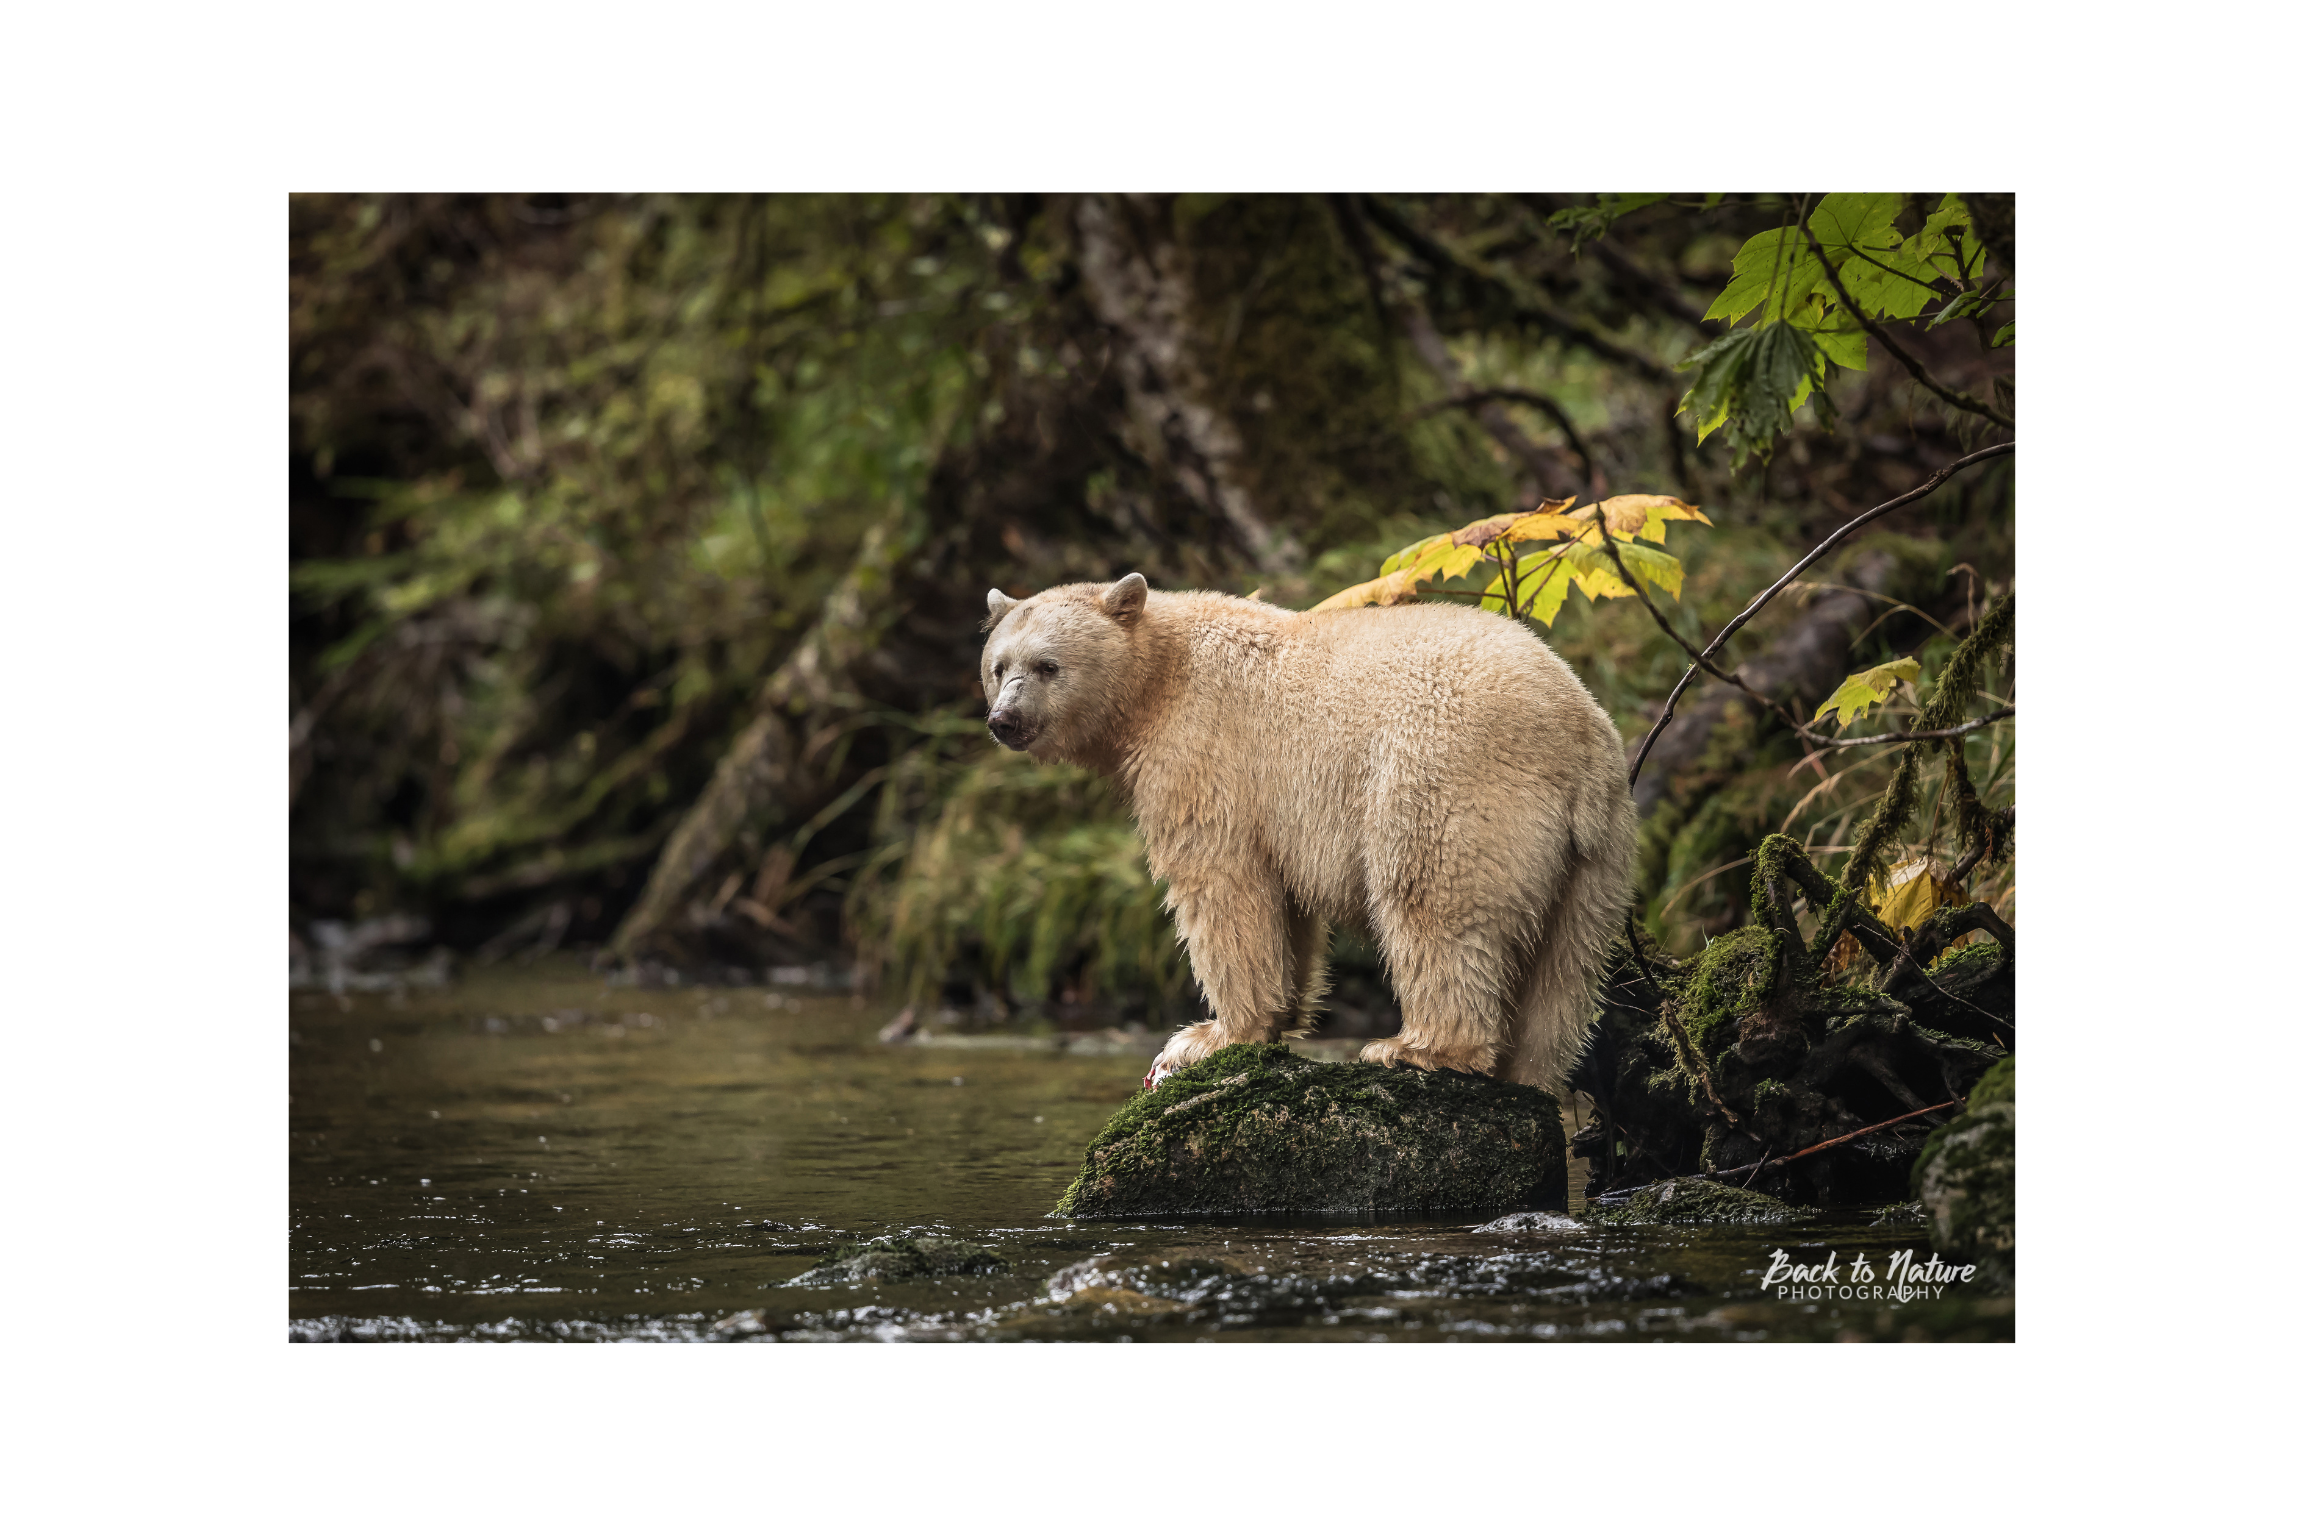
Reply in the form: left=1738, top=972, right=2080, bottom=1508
left=979, top=572, right=1149, bottom=761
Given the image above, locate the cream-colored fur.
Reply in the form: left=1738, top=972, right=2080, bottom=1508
left=980, top=573, right=1637, bottom=1093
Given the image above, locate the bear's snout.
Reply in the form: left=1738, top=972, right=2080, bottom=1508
left=987, top=708, right=1036, bottom=750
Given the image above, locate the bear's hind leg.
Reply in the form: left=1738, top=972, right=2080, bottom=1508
left=1360, top=899, right=1519, bottom=1078
left=1501, top=855, right=1626, bottom=1092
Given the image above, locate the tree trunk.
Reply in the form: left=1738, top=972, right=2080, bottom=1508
left=606, top=510, right=919, bottom=960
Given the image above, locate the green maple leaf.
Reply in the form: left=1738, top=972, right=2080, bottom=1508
left=1813, top=657, right=1922, bottom=727
left=1676, top=321, right=1832, bottom=466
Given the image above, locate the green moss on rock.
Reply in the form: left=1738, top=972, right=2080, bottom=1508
left=785, top=1235, right=1009, bottom=1286
left=1913, top=1099, right=2014, bottom=1273
left=1053, top=1042, right=1565, bottom=1217
left=1911, top=1052, right=2013, bottom=1256
left=1584, top=1178, right=1811, bottom=1226
left=1966, top=1054, right=2014, bottom=1110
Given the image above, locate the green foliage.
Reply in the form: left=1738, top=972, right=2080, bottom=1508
left=1677, top=193, right=2004, bottom=465
left=849, top=744, right=1191, bottom=1016
left=290, top=192, right=2012, bottom=1007
left=1676, top=322, right=1835, bottom=466
left=290, top=195, right=1022, bottom=908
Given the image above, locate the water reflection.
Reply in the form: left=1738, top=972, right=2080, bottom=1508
left=289, top=962, right=2009, bottom=1342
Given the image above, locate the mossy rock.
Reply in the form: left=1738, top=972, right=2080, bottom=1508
left=784, top=1235, right=1009, bottom=1286
left=1965, top=1054, right=2014, bottom=1110
left=1913, top=1099, right=2014, bottom=1275
left=1584, top=1178, right=1811, bottom=1226
left=1053, top=1043, right=1565, bottom=1217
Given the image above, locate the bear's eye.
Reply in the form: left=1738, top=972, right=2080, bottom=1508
left=1035, top=661, right=1059, bottom=678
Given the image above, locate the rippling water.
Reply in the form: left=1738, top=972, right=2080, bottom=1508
left=289, top=962, right=2011, bottom=1342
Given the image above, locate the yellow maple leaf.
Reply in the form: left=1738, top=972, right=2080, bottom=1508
left=1591, top=494, right=1708, bottom=542
left=1825, top=859, right=1985, bottom=973
left=1504, top=509, right=1588, bottom=544
left=1314, top=492, right=1707, bottom=613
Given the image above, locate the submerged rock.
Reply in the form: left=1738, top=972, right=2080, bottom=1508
left=1473, top=1211, right=1584, bottom=1234
left=1585, top=1178, right=1811, bottom=1225
left=1046, top=1255, right=1240, bottom=1308
left=1913, top=1057, right=2014, bottom=1279
left=1053, top=1042, right=1566, bottom=1217
left=784, top=1235, right=1009, bottom=1286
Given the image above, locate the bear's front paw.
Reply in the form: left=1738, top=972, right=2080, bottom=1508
left=1144, top=1021, right=1226, bottom=1090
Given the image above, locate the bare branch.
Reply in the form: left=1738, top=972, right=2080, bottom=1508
left=1592, top=508, right=1805, bottom=735
left=1601, top=1097, right=1965, bottom=1200
left=1811, top=707, right=2012, bottom=750
left=1626, top=442, right=2014, bottom=791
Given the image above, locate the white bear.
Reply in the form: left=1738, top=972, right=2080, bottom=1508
left=982, top=573, right=1636, bottom=1092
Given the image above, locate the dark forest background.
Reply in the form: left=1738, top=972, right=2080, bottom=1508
left=289, top=193, right=2013, bottom=1026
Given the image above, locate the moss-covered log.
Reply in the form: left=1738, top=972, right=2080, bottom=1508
left=1055, top=1043, right=1566, bottom=1217
left=1575, top=835, right=2010, bottom=1207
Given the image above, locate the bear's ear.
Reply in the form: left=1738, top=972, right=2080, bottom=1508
left=986, top=588, right=1018, bottom=627
left=1100, top=572, right=1149, bottom=627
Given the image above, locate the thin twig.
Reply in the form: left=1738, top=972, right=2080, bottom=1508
left=1598, top=1098, right=1961, bottom=1202
left=1593, top=506, right=1806, bottom=734
left=1879, top=901, right=2017, bottom=1026
left=1800, top=220, right=2013, bottom=430
left=1599, top=506, right=2011, bottom=753
left=1741, top=1146, right=1773, bottom=1189
left=1897, top=952, right=2013, bottom=1028
left=1785, top=579, right=1961, bottom=642
left=1625, top=441, right=2014, bottom=791
left=1812, top=707, right=2012, bottom=750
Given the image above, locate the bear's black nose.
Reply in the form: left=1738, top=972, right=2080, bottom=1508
left=987, top=709, right=1030, bottom=748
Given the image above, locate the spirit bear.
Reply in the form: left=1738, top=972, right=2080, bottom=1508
left=981, top=573, right=1637, bottom=1093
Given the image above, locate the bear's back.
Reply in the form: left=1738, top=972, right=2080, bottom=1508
left=1289, top=600, right=1604, bottom=727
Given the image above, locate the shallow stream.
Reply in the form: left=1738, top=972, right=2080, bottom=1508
left=289, top=963, right=2010, bottom=1342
